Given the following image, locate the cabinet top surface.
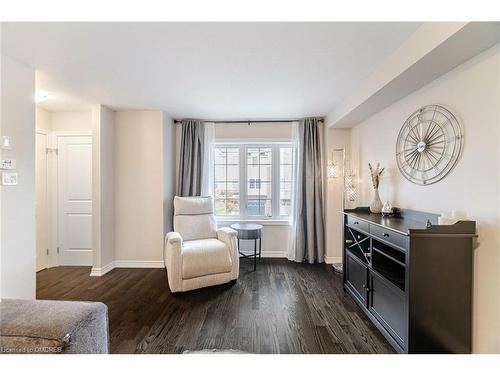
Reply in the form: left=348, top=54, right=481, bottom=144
left=345, top=210, right=429, bottom=235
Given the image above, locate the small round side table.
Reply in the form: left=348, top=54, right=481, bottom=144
left=230, top=223, right=263, bottom=271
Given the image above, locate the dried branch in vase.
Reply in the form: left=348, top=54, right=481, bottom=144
left=368, top=162, right=385, bottom=189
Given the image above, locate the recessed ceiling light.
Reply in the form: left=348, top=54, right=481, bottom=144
left=34, top=91, right=50, bottom=103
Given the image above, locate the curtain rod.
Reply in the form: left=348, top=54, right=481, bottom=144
left=173, top=119, right=324, bottom=124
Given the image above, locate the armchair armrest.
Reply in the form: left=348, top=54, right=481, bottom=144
left=166, top=231, right=182, bottom=244
left=217, top=227, right=239, bottom=280
left=164, top=231, right=183, bottom=292
left=217, top=227, right=237, bottom=239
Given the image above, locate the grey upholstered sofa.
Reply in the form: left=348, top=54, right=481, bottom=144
left=0, top=299, right=109, bottom=354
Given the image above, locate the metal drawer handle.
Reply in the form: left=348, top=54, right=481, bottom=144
left=382, top=232, right=390, bottom=237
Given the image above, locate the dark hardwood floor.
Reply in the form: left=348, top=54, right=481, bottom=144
left=36, top=259, right=394, bottom=354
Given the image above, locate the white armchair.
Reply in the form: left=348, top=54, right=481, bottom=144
left=164, top=196, right=239, bottom=293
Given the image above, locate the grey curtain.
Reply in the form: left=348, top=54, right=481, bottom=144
left=177, top=119, right=205, bottom=197
left=291, top=117, right=325, bottom=263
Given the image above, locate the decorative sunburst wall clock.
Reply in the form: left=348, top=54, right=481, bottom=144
left=396, top=105, right=464, bottom=185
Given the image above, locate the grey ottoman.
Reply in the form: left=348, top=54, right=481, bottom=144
left=0, top=299, right=109, bottom=354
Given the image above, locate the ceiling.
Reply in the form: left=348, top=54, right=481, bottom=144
left=2, top=22, right=421, bottom=118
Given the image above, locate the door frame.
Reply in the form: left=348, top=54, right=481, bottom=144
left=48, top=130, right=93, bottom=268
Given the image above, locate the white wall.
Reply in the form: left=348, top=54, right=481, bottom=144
left=0, top=55, right=36, bottom=299
left=35, top=107, right=52, bottom=131
left=163, top=113, right=176, bottom=234
left=349, top=44, right=500, bottom=353
left=51, top=111, right=92, bottom=131
left=99, top=106, right=115, bottom=267
left=215, top=121, right=292, bottom=140
left=36, top=108, right=92, bottom=132
left=323, top=128, right=350, bottom=263
left=91, top=105, right=115, bottom=271
left=114, top=111, right=165, bottom=264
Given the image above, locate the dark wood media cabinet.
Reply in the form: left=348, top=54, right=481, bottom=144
left=342, top=207, right=477, bottom=353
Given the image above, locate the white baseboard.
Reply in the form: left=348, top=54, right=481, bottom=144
left=90, top=260, right=164, bottom=276
left=91, top=254, right=334, bottom=276
left=89, top=262, right=115, bottom=277
left=324, top=256, right=342, bottom=264
left=261, top=251, right=287, bottom=258
left=114, top=260, right=164, bottom=268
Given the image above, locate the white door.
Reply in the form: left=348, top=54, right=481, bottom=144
left=57, top=135, right=93, bottom=265
left=35, top=131, right=49, bottom=271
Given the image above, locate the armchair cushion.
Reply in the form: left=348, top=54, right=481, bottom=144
left=182, top=239, right=232, bottom=279
left=174, top=214, right=217, bottom=241
left=173, top=196, right=217, bottom=241
left=174, top=196, right=214, bottom=215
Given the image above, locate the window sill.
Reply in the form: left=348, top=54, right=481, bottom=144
left=216, top=218, right=292, bottom=226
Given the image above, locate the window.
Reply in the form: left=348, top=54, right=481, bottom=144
left=214, top=143, right=295, bottom=219
left=247, top=147, right=272, bottom=216
left=249, top=179, right=261, bottom=189
left=214, top=147, right=240, bottom=216
left=279, top=147, right=294, bottom=216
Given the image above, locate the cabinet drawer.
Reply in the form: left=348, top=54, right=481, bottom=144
left=370, top=224, right=408, bottom=251
left=346, top=252, right=368, bottom=305
left=369, top=272, right=407, bottom=346
left=346, top=215, right=369, bottom=233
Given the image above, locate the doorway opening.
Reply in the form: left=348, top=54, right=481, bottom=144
left=35, top=102, right=93, bottom=271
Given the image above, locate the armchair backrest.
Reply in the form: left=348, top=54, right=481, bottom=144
left=173, top=196, right=217, bottom=241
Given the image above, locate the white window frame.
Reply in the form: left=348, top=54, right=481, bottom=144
left=214, top=141, right=294, bottom=220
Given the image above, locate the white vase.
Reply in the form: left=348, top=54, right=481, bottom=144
left=370, top=188, right=383, bottom=214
